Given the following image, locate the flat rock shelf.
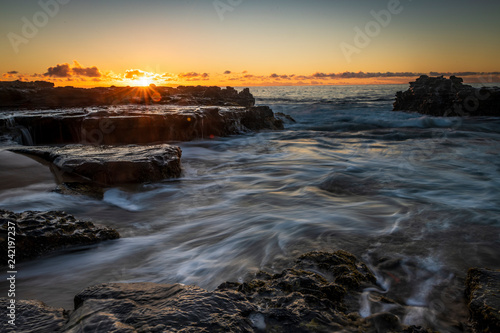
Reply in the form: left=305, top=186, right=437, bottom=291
left=0, top=105, right=284, bottom=145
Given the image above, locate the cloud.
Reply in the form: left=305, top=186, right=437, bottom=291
left=178, top=72, right=209, bottom=80
left=267, top=73, right=290, bottom=80
left=312, top=72, right=336, bottom=79
left=45, top=63, right=72, bottom=77
left=2, top=70, right=20, bottom=78
left=72, top=61, right=102, bottom=77
left=429, top=71, right=500, bottom=77
left=310, top=71, right=424, bottom=79
left=223, top=70, right=231, bottom=75
left=124, top=69, right=146, bottom=79
left=44, top=61, right=103, bottom=78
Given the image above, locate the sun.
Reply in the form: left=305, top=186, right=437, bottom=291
left=136, top=76, right=153, bottom=87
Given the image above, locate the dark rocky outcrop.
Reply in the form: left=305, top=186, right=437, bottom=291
left=0, top=210, right=119, bottom=262
left=393, top=75, right=500, bottom=116
left=9, top=144, right=182, bottom=192
left=0, top=81, right=255, bottom=109
left=1, top=105, right=283, bottom=146
left=465, top=268, right=500, bottom=332
left=1, top=250, right=438, bottom=332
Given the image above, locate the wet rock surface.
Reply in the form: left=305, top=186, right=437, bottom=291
left=466, top=268, right=500, bottom=332
left=0, top=298, right=69, bottom=332
left=4, top=250, right=440, bottom=332
left=1, top=105, right=283, bottom=145
left=0, top=210, right=119, bottom=262
left=9, top=144, right=182, bottom=189
left=275, top=112, right=297, bottom=124
left=0, top=81, right=255, bottom=109
left=393, top=75, right=500, bottom=116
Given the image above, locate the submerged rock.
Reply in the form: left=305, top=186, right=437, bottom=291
left=393, top=75, right=500, bottom=116
left=466, top=268, right=500, bottom=332
left=319, top=173, right=380, bottom=196
left=9, top=144, right=182, bottom=190
left=0, top=210, right=119, bottom=262
left=275, top=112, right=297, bottom=124
left=3, top=250, right=440, bottom=332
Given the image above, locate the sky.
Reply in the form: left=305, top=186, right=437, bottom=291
left=1, top=0, right=499, bottom=87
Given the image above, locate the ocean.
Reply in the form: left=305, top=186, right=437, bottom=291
left=1, top=84, right=499, bottom=331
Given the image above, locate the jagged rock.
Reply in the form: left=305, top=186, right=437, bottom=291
left=9, top=144, right=182, bottom=188
left=1, top=105, right=282, bottom=145
left=393, top=75, right=500, bottom=116
left=0, top=210, right=119, bottom=262
left=465, top=268, right=500, bottom=332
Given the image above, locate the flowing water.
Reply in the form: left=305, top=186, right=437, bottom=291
left=1, top=85, right=500, bottom=331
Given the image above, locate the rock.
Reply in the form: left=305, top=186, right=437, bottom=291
left=393, top=75, right=500, bottom=116
left=216, top=250, right=377, bottom=332
left=66, top=283, right=256, bottom=332
left=465, top=268, right=500, bottom=332
left=1, top=105, right=283, bottom=145
left=0, top=298, right=68, bottom=332
left=0, top=209, right=119, bottom=262
left=275, top=112, right=297, bottom=124
left=319, top=173, right=380, bottom=196
left=240, top=106, right=284, bottom=131
left=366, top=312, right=403, bottom=332
left=5, top=250, right=452, bottom=332
left=0, top=81, right=255, bottom=108
left=9, top=144, right=182, bottom=189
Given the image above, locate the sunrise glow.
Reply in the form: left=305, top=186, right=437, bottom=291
left=136, top=77, right=154, bottom=87
left=0, top=1, right=499, bottom=87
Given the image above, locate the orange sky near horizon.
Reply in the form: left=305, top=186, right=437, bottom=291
left=1, top=0, right=499, bottom=87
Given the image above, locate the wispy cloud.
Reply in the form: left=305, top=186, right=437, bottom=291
left=178, top=72, right=209, bottom=78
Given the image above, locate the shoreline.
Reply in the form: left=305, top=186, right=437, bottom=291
left=0, top=80, right=498, bottom=330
